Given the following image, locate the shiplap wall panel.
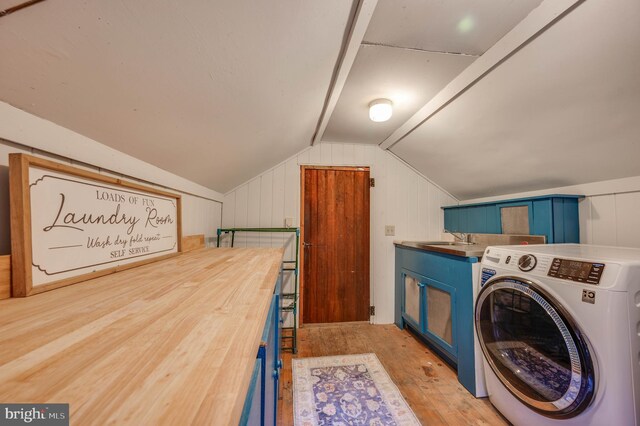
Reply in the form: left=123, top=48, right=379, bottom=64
left=578, top=197, right=591, bottom=245
left=321, top=143, right=331, bottom=164
left=309, top=144, right=321, bottom=164
left=332, top=143, right=344, bottom=163
left=181, top=195, right=221, bottom=242
left=0, top=140, right=221, bottom=254
left=284, top=157, right=299, bottom=262
left=221, top=142, right=457, bottom=325
left=576, top=191, right=640, bottom=248
left=272, top=164, right=286, bottom=251
left=428, top=183, right=440, bottom=239
left=247, top=179, right=261, bottom=247
left=615, top=193, right=640, bottom=247
left=588, top=195, right=617, bottom=246
left=222, top=192, right=235, bottom=228
left=234, top=185, right=248, bottom=247
left=259, top=172, right=273, bottom=248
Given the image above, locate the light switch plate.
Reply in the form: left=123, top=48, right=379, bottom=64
left=385, top=225, right=395, bottom=236
left=284, top=217, right=295, bottom=228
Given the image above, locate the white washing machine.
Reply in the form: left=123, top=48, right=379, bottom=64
left=475, top=244, right=640, bottom=425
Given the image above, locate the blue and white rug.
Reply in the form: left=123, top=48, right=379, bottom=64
left=292, top=353, right=420, bottom=426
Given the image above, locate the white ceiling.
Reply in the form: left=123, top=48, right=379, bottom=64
left=321, top=0, right=543, bottom=144
left=1, top=0, right=638, bottom=200
left=364, top=0, right=543, bottom=55
left=321, top=44, right=475, bottom=144
left=0, top=0, right=352, bottom=192
left=391, top=0, right=640, bottom=200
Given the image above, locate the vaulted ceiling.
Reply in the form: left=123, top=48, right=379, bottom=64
left=0, top=0, right=353, bottom=191
left=322, top=0, right=543, bottom=144
left=1, top=0, right=639, bottom=198
left=390, top=0, right=640, bottom=200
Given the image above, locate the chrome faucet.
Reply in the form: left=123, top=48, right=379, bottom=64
left=445, top=230, right=473, bottom=244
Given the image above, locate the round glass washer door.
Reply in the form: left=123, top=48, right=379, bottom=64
left=475, top=276, right=596, bottom=418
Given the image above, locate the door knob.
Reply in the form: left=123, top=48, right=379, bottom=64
left=302, top=242, right=312, bottom=247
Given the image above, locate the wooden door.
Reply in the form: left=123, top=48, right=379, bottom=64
left=301, top=167, right=370, bottom=324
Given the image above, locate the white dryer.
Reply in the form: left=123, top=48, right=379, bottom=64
left=475, top=244, right=640, bottom=425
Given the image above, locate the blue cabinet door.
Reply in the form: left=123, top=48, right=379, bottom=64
left=239, top=360, right=262, bottom=426
left=400, top=269, right=424, bottom=332
left=466, top=206, right=487, bottom=233
left=444, top=208, right=458, bottom=232
left=400, top=268, right=458, bottom=362
left=531, top=199, right=553, bottom=241
left=241, top=274, right=282, bottom=426
left=260, top=296, right=279, bottom=426
left=274, top=270, right=283, bottom=403
left=496, top=200, right=533, bottom=234
left=422, top=277, right=457, bottom=360
left=485, top=204, right=500, bottom=234
left=552, top=197, right=580, bottom=243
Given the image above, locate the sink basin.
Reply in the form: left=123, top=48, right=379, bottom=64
left=396, top=240, right=486, bottom=258
left=409, top=241, right=476, bottom=247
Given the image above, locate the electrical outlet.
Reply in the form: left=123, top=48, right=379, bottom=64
left=385, top=225, right=395, bottom=236
left=284, top=217, right=295, bottom=228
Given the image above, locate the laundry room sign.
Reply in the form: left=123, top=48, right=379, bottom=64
left=9, top=154, right=182, bottom=297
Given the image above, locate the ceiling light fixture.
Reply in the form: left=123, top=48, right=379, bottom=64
left=457, top=15, right=475, bottom=33
left=369, top=99, right=393, bottom=122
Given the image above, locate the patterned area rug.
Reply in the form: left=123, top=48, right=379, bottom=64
left=292, top=353, right=420, bottom=426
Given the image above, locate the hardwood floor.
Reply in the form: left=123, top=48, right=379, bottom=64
left=278, top=323, right=508, bottom=425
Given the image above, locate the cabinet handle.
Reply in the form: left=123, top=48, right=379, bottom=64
left=272, top=369, right=279, bottom=379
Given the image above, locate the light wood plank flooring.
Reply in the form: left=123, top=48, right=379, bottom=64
left=278, top=323, right=508, bottom=425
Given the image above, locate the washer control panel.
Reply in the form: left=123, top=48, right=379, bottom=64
left=547, top=258, right=605, bottom=285
left=517, top=254, right=537, bottom=272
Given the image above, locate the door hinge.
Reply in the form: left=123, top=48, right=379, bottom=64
left=369, top=306, right=375, bottom=316
left=370, top=178, right=375, bottom=187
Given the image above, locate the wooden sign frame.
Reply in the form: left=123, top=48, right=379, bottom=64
left=9, top=154, right=182, bottom=297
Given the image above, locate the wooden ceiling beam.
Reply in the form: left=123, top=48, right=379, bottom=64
left=379, top=0, right=585, bottom=151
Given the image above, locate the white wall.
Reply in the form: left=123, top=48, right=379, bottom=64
left=462, top=176, right=640, bottom=248
left=0, top=102, right=223, bottom=255
left=221, top=142, right=458, bottom=325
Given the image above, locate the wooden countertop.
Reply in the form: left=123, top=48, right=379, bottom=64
left=0, top=247, right=284, bottom=425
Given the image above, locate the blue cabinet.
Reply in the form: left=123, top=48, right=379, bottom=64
left=395, top=245, right=479, bottom=395
left=240, top=271, right=283, bottom=426
left=401, top=270, right=457, bottom=360
left=443, top=194, right=582, bottom=243
left=239, top=360, right=262, bottom=426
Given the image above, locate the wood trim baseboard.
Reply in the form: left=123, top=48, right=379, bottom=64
left=0, top=256, right=10, bottom=300
left=182, top=234, right=205, bottom=252
left=301, top=321, right=370, bottom=328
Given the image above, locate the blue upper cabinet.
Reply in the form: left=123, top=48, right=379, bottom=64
left=443, top=195, right=583, bottom=243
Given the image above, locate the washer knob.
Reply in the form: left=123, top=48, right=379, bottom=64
left=518, top=254, right=537, bottom=272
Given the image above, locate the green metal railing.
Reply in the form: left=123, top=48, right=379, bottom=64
left=216, top=227, right=300, bottom=354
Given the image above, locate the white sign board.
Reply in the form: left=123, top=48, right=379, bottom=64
left=10, top=154, right=182, bottom=296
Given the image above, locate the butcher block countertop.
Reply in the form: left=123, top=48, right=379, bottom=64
left=0, top=247, right=284, bottom=425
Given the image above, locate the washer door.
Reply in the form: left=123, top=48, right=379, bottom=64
left=475, top=276, right=596, bottom=418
